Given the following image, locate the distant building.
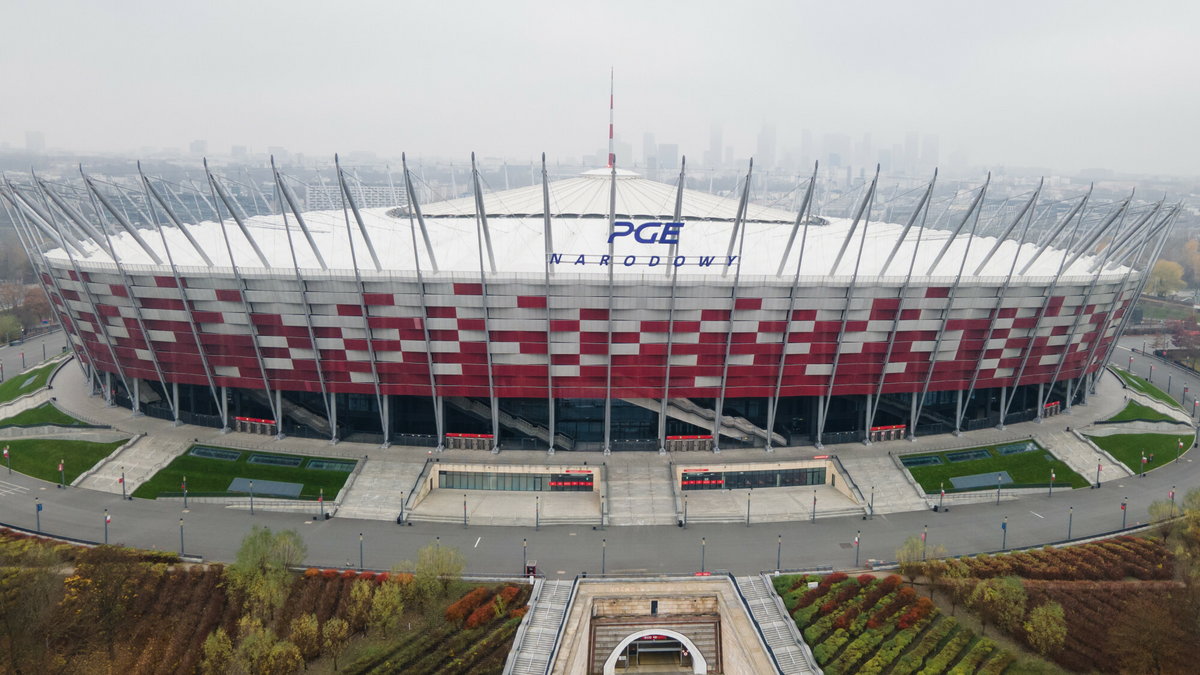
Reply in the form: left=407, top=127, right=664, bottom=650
left=657, top=143, right=679, bottom=170
left=756, top=124, right=776, bottom=170
left=189, top=139, right=207, bottom=156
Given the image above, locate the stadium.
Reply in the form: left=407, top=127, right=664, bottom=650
left=0, top=159, right=1172, bottom=453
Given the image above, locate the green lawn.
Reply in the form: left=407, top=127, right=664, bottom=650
left=1138, top=299, right=1195, bottom=321
left=132, top=446, right=355, bottom=500
left=1105, top=400, right=1178, bottom=423
left=0, top=402, right=89, bottom=427
left=0, top=360, right=60, bottom=404
left=1112, top=367, right=1182, bottom=410
left=0, top=437, right=128, bottom=484
left=903, top=441, right=1089, bottom=493
left=1086, top=432, right=1194, bottom=474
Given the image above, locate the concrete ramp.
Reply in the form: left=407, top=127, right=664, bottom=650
left=622, top=398, right=786, bottom=447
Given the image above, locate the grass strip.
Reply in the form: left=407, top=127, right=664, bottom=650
left=905, top=441, right=1088, bottom=493
left=0, top=402, right=89, bottom=427
left=1086, top=432, right=1193, bottom=473
left=0, top=360, right=59, bottom=404
left=131, top=445, right=354, bottom=500
left=1112, top=367, right=1182, bottom=410
left=0, top=437, right=127, bottom=483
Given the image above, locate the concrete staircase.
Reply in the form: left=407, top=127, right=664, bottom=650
left=623, top=397, right=786, bottom=447
left=446, top=397, right=575, bottom=450
left=334, top=455, right=426, bottom=521
left=504, top=579, right=575, bottom=675
left=735, top=575, right=819, bottom=675
left=76, top=437, right=190, bottom=493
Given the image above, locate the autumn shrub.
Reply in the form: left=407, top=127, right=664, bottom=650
left=304, top=568, right=320, bottom=577
left=916, top=627, right=972, bottom=674
left=358, top=571, right=376, bottom=582
left=948, top=638, right=995, bottom=674
left=509, top=606, right=528, bottom=619
left=892, top=617, right=957, bottom=673
left=445, top=586, right=492, bottom=623
left=465, top=598, right=497, bottom=628
left=340, top=569, right=358, bottom=579
left=321, top=569, right=339, bottom=579
left=897, top=597, right=935, bottom=629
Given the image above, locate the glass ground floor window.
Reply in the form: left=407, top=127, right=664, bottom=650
left=438, top=470, right=594, bottom=492
left=680, top=466, right=826, bottom=490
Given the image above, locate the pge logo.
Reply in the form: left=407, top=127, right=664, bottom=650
left=608, top=221, right=684, bottom=244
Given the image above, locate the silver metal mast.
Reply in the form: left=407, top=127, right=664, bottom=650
left=336, top=162, right=383, bottom=272
left=659, top=157, right=688, bottom=453
left=765, top=162, right=818, bottom=451
left=334, top=156, right=390, bottom=447
left=400, top=154, right=444, bottom=449
left=603, top=160, right=617, bottom=455
left=79, top=173, right=163, bottom=264
left=712, top=160, right=754, bottom=451
left=469, top=153, right=501, bottom=451
left=540, top=153, right=557, bottom=454
left=471, top=158, right=497, bottom=275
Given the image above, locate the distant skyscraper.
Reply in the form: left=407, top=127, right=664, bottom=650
left=189, top=139, right=207, bottom=156
left=657, top=143, right=679, bottom=170
left=642, top=132, right=657, bottom=167
left=24, top=131, right=45, bottom=154
left=231, top=145, right=248, bottom=158
left=756, top=124, right=776, bottom=169
left=800, top=129, right=814, bottom=168
left=706, top=123, right=723, bottom=168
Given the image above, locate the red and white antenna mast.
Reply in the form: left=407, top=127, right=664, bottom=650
left=607, top=68, right=615, bottom=168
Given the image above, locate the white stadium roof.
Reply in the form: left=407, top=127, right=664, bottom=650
left=50, top=170, right=1123, bottom=280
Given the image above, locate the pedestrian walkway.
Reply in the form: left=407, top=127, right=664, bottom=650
left=735, top=575, right=818, bottom=675
left=683, top=485, right=860, bottom=524
left=504, top=579, right=574, bottom=675
left=1038, top=428, right=1133, bottom=480
left=76, top=436, right=191, bottom=494
left=605, top=456, right=677, bottom=526
left=335, top=455, right=426, bottom=521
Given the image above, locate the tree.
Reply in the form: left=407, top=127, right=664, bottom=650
left=345, top=578, right=374, bottom=634
left=0, top=283, right=22, bottom=311
left=263, top=640, right=304, bottom=675
left=1107, top=595, right=1200, bottom=674
left=369, top=577, right=406, bottom=635
left=1148, top=260, right=1186, bottom=297
left=228, top=526, right=308, bottom=619
left=18, top=286, right=49, bottom=327
left=895, top=535, right=947, bottom=586
left=0, top=314, right=20, bottom=343
left=288, top=613, right=321, bottom=662
left=968, top=575, right=1026, bottom=636
left=0, top=542, right=65, bottom=673
left=1024, top=601, right=1066, bottom=657
left=402, top=542, right=465, bottom=607
left=201, top=628, right=234, bottom=675
left=322, top=617, right=350, bottom=670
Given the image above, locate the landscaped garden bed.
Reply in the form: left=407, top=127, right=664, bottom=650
left=1103, top=400, right=1178, bottom=423
left=0, top=437, right=128, bottom=483
left=0, top=359, right=61, bottom=404
left=0, top=401, right=90, bottom=427
left=1085, top=432, right=1193, bottom=473
left=132, top=445, right=356, bottom=500
left=900, top=441, right=1088, bottom=493
left=1111, top=367, right=1181, bottom=410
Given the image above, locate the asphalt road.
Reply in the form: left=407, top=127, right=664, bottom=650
left=0, top=327, right=68, bottom=382
left=0, top=333, right=1194, bottom=578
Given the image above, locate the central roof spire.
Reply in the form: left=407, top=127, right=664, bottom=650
left=607, top=68, right=615, bottom=168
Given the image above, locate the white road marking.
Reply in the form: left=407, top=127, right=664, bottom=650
left=0, top=480, right=29, bottom=496
left=1030, top=511, right=1045, bottom=519
left=473, top=536, right=481, bottom=548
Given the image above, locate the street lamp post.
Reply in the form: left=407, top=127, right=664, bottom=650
left=996, top=474, right=1002, bottom=506
left=746, top=491, right=751, bottom=526
left=1048, top=470, right=1055, bottom=498
left=359, top=533, right=364, bottom=571
left=1168, top=374, right=1173, bottom=395
left=104, top=509, right=109, bottom=545
left=776, top=534, right=782, bottom=570
left=183, top=476, right=188, bottom=509
left=1149, top=365, right=1154, bottom=383
left=869, top=485, right=875, bottom=519
left=120, top=468, right=127, bottom=500
left=1121, top=496, right=1128, bottom=529
left=683, top=493, right=688, bottom=528
left=701, top=537, right=706, bottom=573
left=1001, top=516, right=1008, bottom=551
left=602, top=538, right=606, bottom=575
left=854, top=530, right=861, bottom=567
left=58, top=458, right=65, bottom=489
left=35, top=498, right=41, bottom=532
left=4, top=445, right=9, bottom=475
left=1068, top=506, right=1073, bottom=540
left=249, top=480, right=255, bottom=516
left=1140, top=451, right=1147, bottom=477
left=522, top=538, right=527, bottom=573
left=922, top=524, right=928, bottom=560
left=1171, top=486, right=1177, bottom=517
left=811, top=490, right=817, bottom=523
left=535, top=495, right=540, bottom=530
left=1096, top=463, right=1102, bottom=488
left=179, top=517, right=185, bottom=556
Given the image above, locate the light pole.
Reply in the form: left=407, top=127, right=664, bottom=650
left=939, top=482, right=945, bottom=511
left=398, top=490, right=403, bottom=523
left=745, top=491, right=751, bottom=526
left=869, top=485, right=875, bottom=519
left=183, top=476, right=188, bottom=509
left=602, top=538, right=607, bottom=575
left=1121, top=496, right=1128, bottom=529
left=922, top=524, right=928, bottom=560
left=249, top=480, right=255, bottom=516
left=683, top=493, right=689, bottom=528
left=1067, top=506, right=1073, bottom=540
left=522, top=537, right=527, bottom=573
left=58, top=458, right=65, bottom=489
left=1096, top=462, right=1102, bottom=488
left=1168, top=374, right=1173, bottom=395
left=104, top=509, right=109, bottom=545
left=535, top=495, right=540, bottom=530
left=811, top=490, right=817, bottom=523
left=1140, top=451, right=1147, bottom=477
left=1128, top=354, right=1133, bottom=371
left=854, top=530, right=861, bottom=567
left=1001, top=516, right=1008, bottom=551
left=358, top=533, right=364, bottom=571
left=1149, top=365, right=1154, bottom=383
left=35, top=498, right=41, bottom=532
left=701, top=537, right=706, bottom=573
left=179, top=517, right=185, bottom=555
left=1048, top=470, right=1055, bottom=498
left=3, top=445, right=9, bottom=475
left=776, top=534, right=782, bottom=570
left=120, top=468, right=127, bottom=500
left=1171, top=486, right=1177, bottom=517
left=996, top=474, right=1002, bottom=506
left=319, top=488, right=326, bottom=520
left=464, top=494, right=469, bottom=528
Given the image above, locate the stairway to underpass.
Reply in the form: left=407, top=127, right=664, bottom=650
left=504, top=579, right=574, bottom=675
left=335, top=455, right=427, bottom=521
left=735, top=575, right=819, bottom=674
left=446, top=397, right=574, bottom=450
left=76, top=437, right=191, bottom=494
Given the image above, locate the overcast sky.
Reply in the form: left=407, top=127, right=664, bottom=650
left=3, top=0, right=1198, bottom=175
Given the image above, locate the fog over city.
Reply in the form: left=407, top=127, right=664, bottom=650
left=3, top=0, right=1199, bottom=177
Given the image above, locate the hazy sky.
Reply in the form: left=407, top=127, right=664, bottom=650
left=4, top=0, right=1198, bottom=175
